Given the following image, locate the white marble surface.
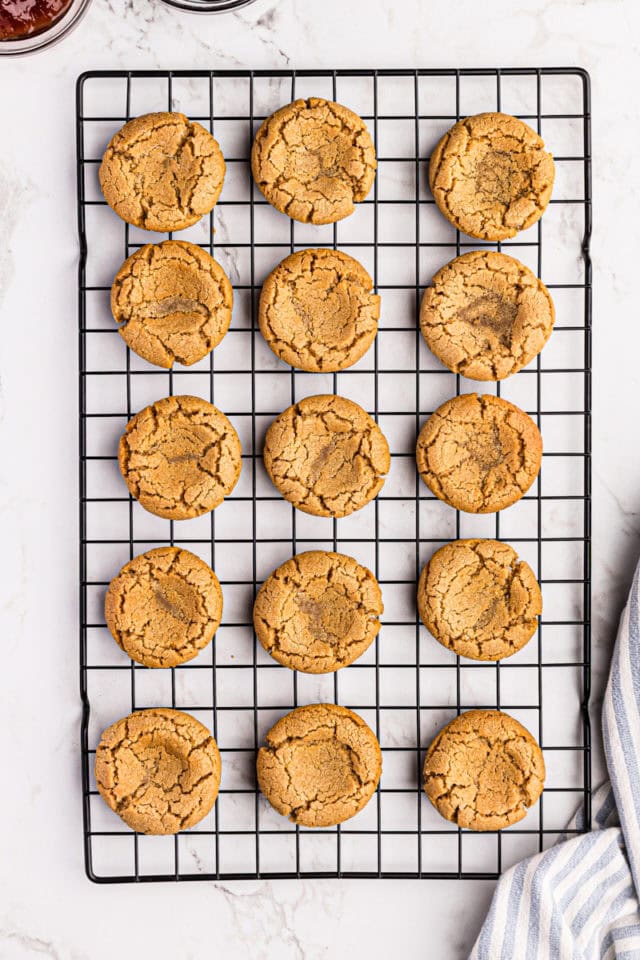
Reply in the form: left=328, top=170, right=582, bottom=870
left=1, top=0, right=639, bottom=956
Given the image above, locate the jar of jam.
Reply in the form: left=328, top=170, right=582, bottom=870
left=159, top=0, right=259, bottom=11
left=0, top=0, right=92, bottom=55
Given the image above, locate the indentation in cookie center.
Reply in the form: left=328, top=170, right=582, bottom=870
left=136, top=296, right=208, bottom=322
left=458, top=292, right=518, bottom=347
left=294, top=141, right=341, bottom=182
left=468, top=423, right=505, bottom=471
left=309, top=438, right=339, bottom=481
left=153, top=581, right=192, bottom=625
left=475, top=150, right=527, bottom=205
left=296, top=591, right=356, bottom=642
left=289, top=740, right=358, bottom=801
left=471, top=597, right=500, bottom=633
left=165, top=451, right=203, bottom=464
left=133, top=737, right=186, bottom=790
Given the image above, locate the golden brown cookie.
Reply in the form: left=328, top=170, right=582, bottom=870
left=257, top=703, right=382, bottom=827
left=417, top=539, right=542, bottom=661
left=251, top=98, right=376, bottom=224
left=99, top=112, right=226, bottom=232
left=263, top=394, right=390, bottom=518
left=420, top=251, right=555, bottom=381
left=95, top=708, right=221, bottom=835
left=111, top=241, right=233, bottom=369
left=254, top=551, right=383, bottom=673
left=429, top=112, right=555, bottom=240
left=104, top=546, right=223, bottom=668
left=423, top=709, right=545, bottom=831
left=258, top=248, right=380, bottom=372
left=416, top=394, right=542, bottom=514
left=118, top=394, right=241, bottom=520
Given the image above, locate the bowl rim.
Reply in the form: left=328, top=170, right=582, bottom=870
left=0, top=0, right=93, bottom=56
left=158, top=0, right=258, bottom=11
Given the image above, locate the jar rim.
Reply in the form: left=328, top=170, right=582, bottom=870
left=158, top=0, right=258, bottom=11
left=0, top=0, right=93, bottom=56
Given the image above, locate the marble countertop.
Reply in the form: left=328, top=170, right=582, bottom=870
left=1, top=0, right=639, bottom=956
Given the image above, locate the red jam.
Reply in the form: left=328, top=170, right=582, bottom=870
left=0, top=0, right=74, bottom=40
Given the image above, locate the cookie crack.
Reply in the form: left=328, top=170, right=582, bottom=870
left=264, top=397, right=389, bottom=518
left=423, top=712, right=544, bottom=829
left=417, top=394, right=541, bottom=513
left=253, top=99, right=376, bottom=224
left=421, top=540, right=541, bottom=660
left=100, top=114, right=225, bottom=232
left=429, top=114, right=554, bottom=240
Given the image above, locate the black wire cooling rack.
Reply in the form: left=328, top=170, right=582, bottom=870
left=77, top=67, right=592, bottom=882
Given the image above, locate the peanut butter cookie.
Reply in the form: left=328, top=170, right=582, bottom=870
left=257, top=703, right=382, bottom=827
left=258, top=248, right=380, bottom=372
left=423, top=709, right=545, bottom=831
left=418, top=539, right=542, bottom=661
left=99, top=112, right=225, bottom=232
left=263, top=394, right=390, bottom=518
left=420, top=251, right=555, bottom=381
left=416, top=393, right=542, bottom=514
left=251, top=98, right=376, bottom=224
left=429, top=112, right=555, bottom=240
left=118, top=394, right=241, bottom=520
left=105, top=547, right=223, bottom=668
left=95, top=708, right=221, bottom=834
left=111, top=241, right=233, bottom=369
left=254, top=551, right=383, bottom=673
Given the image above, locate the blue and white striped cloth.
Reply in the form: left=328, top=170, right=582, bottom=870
left=470, top=559, right=640, bottom=959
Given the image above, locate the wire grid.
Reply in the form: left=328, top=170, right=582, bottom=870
left=77, top=68, right=592, bottom=882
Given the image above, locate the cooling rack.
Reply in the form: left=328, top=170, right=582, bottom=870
left=77, top=67, right=592, bottom=882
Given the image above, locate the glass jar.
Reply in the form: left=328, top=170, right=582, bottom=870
left=159, top=0, right=259, bottom=11
left=0, top=0, right=93, bottom=56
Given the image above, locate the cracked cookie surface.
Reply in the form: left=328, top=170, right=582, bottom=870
left=254, top=550, right=383, bottom=673
left=111, top=240, right=233, bottom=369
left=118, top=394, right=241, bottom=520
left=420, top=251, right=555, bottom=381
left=423, top=709, right=545, bottom=830
left=418, top=539, right=542, bottom=661
left=105, top=546, right=223, bottom=668
left=99, top=112, right=225, bottom=232
left=429, top=112, right=555, bottom=241
left=416, top=393, right=542, bottom=514
left=257, top=703, right=382, bottom=827
left=263, top=394, right=390, bottom=518
left=251, top=98, right=376, bottom=224
left=258, top=248, right=380, bottom=372
left=95, top=708, right=221, bottom=834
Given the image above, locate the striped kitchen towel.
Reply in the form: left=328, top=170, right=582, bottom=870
left=469, top=559, right=640, bottom=959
